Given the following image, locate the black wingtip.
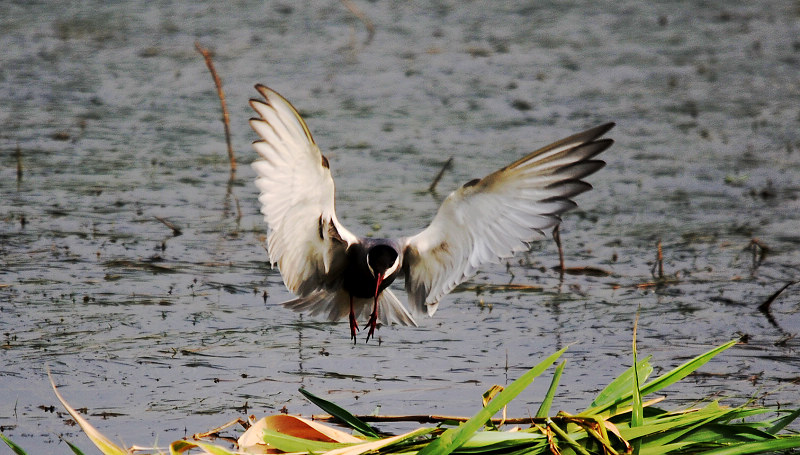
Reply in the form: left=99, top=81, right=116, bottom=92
left=584, top=122, right=615, bottom=141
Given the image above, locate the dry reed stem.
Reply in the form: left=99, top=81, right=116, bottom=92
left=195, top=42, right=236, bottom=173
left=192, top=417, right=250, bottom=440
left=650, top=239, right=664, bottom=279
left=748, top=238, right=769, bottom=270
left=311, top=401, right=664, bottom=426
left=341, top=0, right=375, bottom=45
left=657, top=239, right=663, bottom=278
left=428, top=156, right=453, bottom=193
left=15, top=144, right=22, bottom=185
left=757, top=281, right=796, bottom=331
left=154, top=216, right=183, bottom=236
left=552, top=225, right=565, bottom=278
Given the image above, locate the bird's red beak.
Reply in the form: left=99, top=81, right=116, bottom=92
left=374, top=272, right=384, bottom=302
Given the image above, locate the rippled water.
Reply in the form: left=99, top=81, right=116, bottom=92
left=2, top=1, right=799, bottom=452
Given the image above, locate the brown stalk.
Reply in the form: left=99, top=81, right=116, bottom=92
left=195, top=42, right=236, bottom=173
left=341, top=0, right=375, bottom=45
left=192, top=417, right=250, bottom=440
left=650, top=238, right=664, bottom=279
left=16, top=143, right=22, bottom=186
left=154, top=216, right=182, bottom=236
left=428, top=156, right=453, bottom=193
left=553, top=225, right=565, bottom=278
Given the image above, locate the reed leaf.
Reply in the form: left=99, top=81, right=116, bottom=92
left=0, top=434, right=27, bottom=455
left=631, top=320, right=644, bottom=455
left=417, top=346, right=567, bottom=455
left=65, top=439, right=89, bottom=455
left=261, top=428, right=356, bottom=453
left=536, top=360, right=565, bottom=418
left=697, top=436, right=800, bottom=455
left=300, top=388, right=380, bottom=438
left=583, top=340, right=737, bottom=417
left=588, top=356, right=652, bottom=409
left=48, top=370, right=129, bottom=455
left=766, top=407, right=800, bottom=435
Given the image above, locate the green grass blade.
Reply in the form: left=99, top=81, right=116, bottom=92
left=536, top=360, right=565, bottom=418
left=631, top=320, right=644, bottom=455
left=638, top=441, right=693, bottom=455
left=638, top=340, right=737, bottom=397
left=546, top=418, right=593, bottom=455
left=64, top=439, right=88, bottom=455
left=617, top=402, right=730, bottom=440
left=299, top=388, right=380, bottom=439
left=261, top=428, right=354, bottom=453
left=417, top=346, right=568, bottom=455
left=0, top=434, right=28, bottom=455
left=766, top=407, right=800, bottom=435
left=589, top=356, right=652, bottom=409
left=169, top=439, right=238, bottom=455
left=697, top=435, right=800, bottom=455
left=584, top=340, right=737, bottom=416
left=461, top=431, right=546, bottom=448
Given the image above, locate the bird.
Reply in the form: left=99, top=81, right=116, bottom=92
left=249, top=84, right=614, bottom=343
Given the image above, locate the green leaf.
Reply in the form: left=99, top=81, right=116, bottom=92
left=299, top=388, right=380, bottom=438
left=546, top=418, right=593, bottom=455
left=261, top=428, right=354, bottom=453
left=417, top=346, right=568, bottom=455
left=698, top=436, right=800, bottom=455
left=638, top=340, right=737, bottom=397
left=617, top=401, right=730, bottom=440
left=64, top=439, right=88, bottom=455
left=766, top=407, right=800, bottom=435
left=0, top=434, right=28, bottom=455
left=536, top=360, right=565, bottom=418
left=631, top=323, right=644, bottom=455
left=589, top=356, right=652, bottom=409
left=583, top=340, right=737, bottom=416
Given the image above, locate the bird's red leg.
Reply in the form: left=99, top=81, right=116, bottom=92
left=366, top=274, right=383, bottom=343
left=349, top=295, right=359, bottom=344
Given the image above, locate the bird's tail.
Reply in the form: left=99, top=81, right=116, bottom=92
left=282, top=289, right=417, bottom=327
left=376, top=289, right=417, bottom=327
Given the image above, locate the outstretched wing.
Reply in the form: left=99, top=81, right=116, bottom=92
left=403, top=123, right=614, bottom=316
left=250, top=84, right=358, bottom=296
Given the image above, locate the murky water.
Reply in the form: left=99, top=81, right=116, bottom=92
left=2, top=1, right=799, bottom=452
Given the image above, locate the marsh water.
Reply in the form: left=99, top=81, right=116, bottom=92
left=2, top=1, right=799, bottom=452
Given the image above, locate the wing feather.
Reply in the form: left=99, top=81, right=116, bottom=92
left=403, top=123, right=614, bottom=316
left=250, top=84, right=357, bottom=297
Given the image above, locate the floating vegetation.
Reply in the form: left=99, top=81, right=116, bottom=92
left=2, top=340, right=799, bottom=455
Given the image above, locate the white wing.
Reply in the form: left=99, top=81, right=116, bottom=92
left=250, top=84, right=358, bottom=297
left=403, top=123, right=614, bottom=316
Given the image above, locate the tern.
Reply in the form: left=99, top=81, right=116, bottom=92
left=250, top=84, right=614, bottom=343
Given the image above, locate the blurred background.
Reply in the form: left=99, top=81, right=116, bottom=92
left=1, top=1, right=798, bottom=452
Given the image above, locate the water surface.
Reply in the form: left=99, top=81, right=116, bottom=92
left=1, top=1, right=799, bottom=452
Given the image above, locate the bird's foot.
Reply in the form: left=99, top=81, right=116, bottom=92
left=365, top=311, right=378, bottom=343
left=349, top=312, right=359, bottom=344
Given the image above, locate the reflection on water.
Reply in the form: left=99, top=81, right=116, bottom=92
left=1, top=0, right=799, bottom=451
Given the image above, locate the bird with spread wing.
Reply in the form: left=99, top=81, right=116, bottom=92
left=250, top=84, right=614, bottom=343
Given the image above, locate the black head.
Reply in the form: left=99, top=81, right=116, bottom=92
left=366, top=244, right=400, bottom=279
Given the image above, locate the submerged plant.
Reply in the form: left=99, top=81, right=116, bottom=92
left=2, top=340, right=798, bottom=455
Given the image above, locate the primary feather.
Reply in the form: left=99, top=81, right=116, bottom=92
left=403, top=123, right=614, bottom=317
